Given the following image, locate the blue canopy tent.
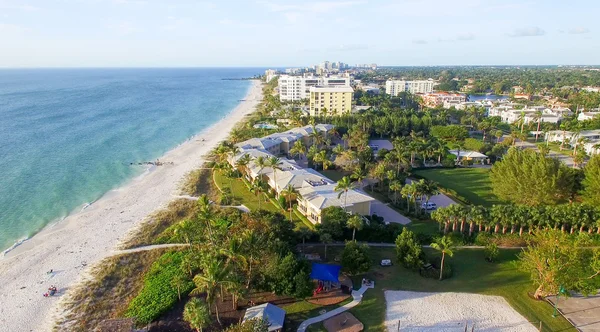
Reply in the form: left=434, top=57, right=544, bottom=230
left=310, top=263, right=342, bottom=294
left=310, top=263, right=341, bottom=282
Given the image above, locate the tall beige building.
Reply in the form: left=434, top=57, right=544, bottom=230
left=309, top=86, right=353, bottom=116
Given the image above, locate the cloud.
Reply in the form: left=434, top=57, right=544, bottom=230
left=0, top=4, right=41, bottom=11
left=508, top=26, right=545, bottom=37
left=412, top=39, right=428, bottom=45
left=330, top=44, right=368, bottom=51
left=258, top=1, right=364, bottom=13
left=107, top=21, right=142, bottom=35
left=568, top=27, right=590, bottom=34
left=283, top=12, right=303, bottom=23
left=456, top=33, right=475, bottom=41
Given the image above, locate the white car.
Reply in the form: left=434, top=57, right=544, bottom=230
left=380, top=259, right=392, bottom=266
left=421, top=202, right=437, bottom=210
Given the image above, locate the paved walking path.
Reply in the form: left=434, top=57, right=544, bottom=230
left=297, top=283, right=374, bottom=332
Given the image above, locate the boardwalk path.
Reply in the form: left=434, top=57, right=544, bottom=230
left=297, top=283, right=373, bottom=332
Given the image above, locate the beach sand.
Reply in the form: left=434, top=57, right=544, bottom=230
left=0, top=79, right=263, bottom=332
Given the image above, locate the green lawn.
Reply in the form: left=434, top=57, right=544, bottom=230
left=302, top=246, right=573, bottom=332
left=414, top=168, right=501, bottom=207
left=214, top=171, right=310, bottom=226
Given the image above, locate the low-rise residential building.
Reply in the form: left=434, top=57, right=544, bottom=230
left=309, top=86, right=354, bottom=116
left=422, top=92, right=466, bottom=108
left=578, top=110, right=600, bottom=121
left=545, top=129, right=600, bottom=155
left=488, top=106, right=572, bottom=124
left=443, top=100, right=493, bottom=111
left=385, top=79, right=435, bottom=96
left=231, top=124, right=375, bottom=224
left=297, top=183, right=374, bottom=224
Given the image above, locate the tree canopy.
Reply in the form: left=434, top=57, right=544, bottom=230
left=582, top=154, right=600, bottom=206
left=489, top=148, right=576, bottom=206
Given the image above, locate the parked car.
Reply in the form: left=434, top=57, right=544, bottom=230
left=380, top=259, right=392, bottom=266
left=421, top=202, right=437, bottom=210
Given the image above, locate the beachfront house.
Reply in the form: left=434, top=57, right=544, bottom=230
left=230, top=124, right=375, bottom=223
left=297, top=182, right=374, bottom=224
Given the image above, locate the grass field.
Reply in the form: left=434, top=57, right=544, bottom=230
left=303, top=246, right=574, bottom=332
left=214, top=171, right=313, bottom=228
left=414, top=168, right=501, bottom=207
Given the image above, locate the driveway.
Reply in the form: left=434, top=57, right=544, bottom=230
left=406, top=179, right=457, bottom=209
left=546, top=294, right=600, bottom=331
left=370, top=201, right=411, bottom=225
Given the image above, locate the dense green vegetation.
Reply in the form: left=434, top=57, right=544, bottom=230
left=126, top=251, right=194, bottom=324
left=414, top=168, right=500, bottom=206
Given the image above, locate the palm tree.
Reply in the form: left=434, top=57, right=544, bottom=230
left=534, top=110, right=543, bottom=141
left=347, top=215, right=363, bottom=241
left=250, top=178, right=266, bottom=209
left=419, top=179, right=439, bottom=211
left=197, top=194, right=215, bottom=244
left=190, top=258, right=233, bottom=325
left=430, top=236, right=456, bottom=281
left=320, top=233, right=333, bottom=260
left=334, top=176, right=355, bottom=212
left=183, top=297, right=211, bottom=332
left=352, top=166, right=367, bottom=188
left=289, top=140, right=307, bottom=160
left=267, top=156, right=282, bottom=194
left=389, top=180, right=403, bottom=205
left=254, top=156, right=268, bottom=178
left=242, top=230, right=261, bottom=288
left=172, top=273, right=189, bottom=300
left=280, top=184, right=300, bottom=222
left=297, top=226, right=312, bottom=253
left=400, top=183, right=416, bottom=213
left=235, top=153, right=252, bottom=178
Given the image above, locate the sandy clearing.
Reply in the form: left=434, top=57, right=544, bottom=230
left=384, top=291, right=538, bottom=332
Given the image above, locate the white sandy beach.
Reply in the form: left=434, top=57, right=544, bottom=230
left=0, top=80, right=263, bottom=332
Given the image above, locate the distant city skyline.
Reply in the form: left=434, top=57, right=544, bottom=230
left=0, top=0, right=598, bottom=67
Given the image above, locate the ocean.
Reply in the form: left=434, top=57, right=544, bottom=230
left=0, top=68, right=260, bottom=251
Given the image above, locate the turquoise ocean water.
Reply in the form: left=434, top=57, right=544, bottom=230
left=0, top=68, right=260, bottom=251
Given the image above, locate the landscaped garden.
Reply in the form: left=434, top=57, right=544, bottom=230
left=301, top=245, right=575, bottom=332
left=414, top=168, right=501, bottom=206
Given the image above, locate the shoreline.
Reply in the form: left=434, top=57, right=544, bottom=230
left=0, top=79, right=263, bottom=332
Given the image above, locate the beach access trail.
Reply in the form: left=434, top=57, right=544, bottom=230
left=0, top=80, right=263, bottom=332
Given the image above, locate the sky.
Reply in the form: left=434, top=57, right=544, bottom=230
left=0, top=0, right=599, bottom=67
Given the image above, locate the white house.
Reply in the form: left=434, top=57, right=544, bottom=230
left=278, top=74, right=351, bottom=102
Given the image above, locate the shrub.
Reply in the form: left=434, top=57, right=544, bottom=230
left=125, top=251, right=193, bottom=325
left=474, top=232, right=529, bottom=247
left=485, top=243, right=500, bottom=262
left=341, top=241, right=372, bottom=275
left=395, top=229, right=425, bottom=269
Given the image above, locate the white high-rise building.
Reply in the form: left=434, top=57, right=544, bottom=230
left=385, top=79, right=435, bottom=96
left=265, top=69, right=278, bottom=82
left=278, top=75, right=351, bottom=102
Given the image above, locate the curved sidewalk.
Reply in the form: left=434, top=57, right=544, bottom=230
left=297, top=283, right=372, bottom=332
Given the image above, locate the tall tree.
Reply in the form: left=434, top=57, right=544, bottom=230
left=280, top=184, right=300, bottom=222
left=190, top=257, right=233, bottom=325
left=490, top=148, right=575, bottom=206
left=519, top=229, right=600, bottom=299
left=267, top=156, right=283, bottom=195
left=320, top=233, right=333, bottom=260
left=582, top=154, right=600, bottom=206
left=334, top=176, right=356, bottom=212
left=430, top=236, right=456, bottom=281
left=347, top=215, right=364, bottom=241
